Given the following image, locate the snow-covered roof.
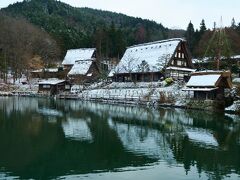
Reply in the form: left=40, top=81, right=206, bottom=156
left=186, top=74, right=221, bottom=87
left=38, top=79, right=65, bottom=85
left=62, top=48, right=96, bottom=65
left=68, top=60, right=93, bottom=76
left=182, top=87, right=218, bottom=91
left=32, top=68, right=58, bottom=73
left=109, top=38, right=184, bottom=76
left=166, top=66, right=196, bottom=72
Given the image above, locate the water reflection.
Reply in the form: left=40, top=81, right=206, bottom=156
left=0, top=97, right=239, bottom=180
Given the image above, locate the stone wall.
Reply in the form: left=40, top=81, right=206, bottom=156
left=186, top=99, right=225, bottom=111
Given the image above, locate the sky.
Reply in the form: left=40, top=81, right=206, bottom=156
left=0, top=0, right=239, bottom=30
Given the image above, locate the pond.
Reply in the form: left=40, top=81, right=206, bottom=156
left=0, top=97, right=239, bottom=180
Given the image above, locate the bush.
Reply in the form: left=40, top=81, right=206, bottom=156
left=164, top=78, right=174, bottom=85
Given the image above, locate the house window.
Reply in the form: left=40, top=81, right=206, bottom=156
left=177, top=61, right=182, bottom=66
left=43, top=85, right=51, bottom=89
left=65, top=85, right=70, bottom=90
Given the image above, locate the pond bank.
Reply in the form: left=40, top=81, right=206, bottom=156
left=1, top=81, right=239, bottom=114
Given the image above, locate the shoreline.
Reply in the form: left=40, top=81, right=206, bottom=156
left=1, top=92, right=239, bottom=115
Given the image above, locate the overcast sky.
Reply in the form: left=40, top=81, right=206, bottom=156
left=0, top=0, right=239, bottom=29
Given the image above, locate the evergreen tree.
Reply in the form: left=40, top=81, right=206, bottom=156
left=231, top=18, right=237, bottom=29
left=236, top=23, right=240, bottom=35
left=192, top=20, right=207, bottom=56
left=185, top=21, right=195, bottom=52
left=200, top=19, right=207, bottom=35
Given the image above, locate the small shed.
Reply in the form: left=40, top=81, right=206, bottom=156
left=38, top=79, right=71, bottom=96
left=183, top=71, right=232, bottom=100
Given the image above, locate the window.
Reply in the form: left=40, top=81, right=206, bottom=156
left=65, top=85, right=70, bottom=90
left=43, top=85, right=51, bottom=89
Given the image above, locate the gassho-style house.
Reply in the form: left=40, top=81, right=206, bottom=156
left=61, top=48, right=100, bottom=83
left=109, top=38, right=195, bottom=82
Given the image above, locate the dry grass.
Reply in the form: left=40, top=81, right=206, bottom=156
left=159, top=91, right=175, bottom=104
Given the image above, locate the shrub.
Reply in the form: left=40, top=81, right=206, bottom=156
left=164, top=78, right=174, bottom=85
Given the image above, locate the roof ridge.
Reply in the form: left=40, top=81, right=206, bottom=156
left=67, top=48, right=96, bottom=51
left=128, top=38, right=185, bottom=49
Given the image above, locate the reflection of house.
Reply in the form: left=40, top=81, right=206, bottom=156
left=67, top=59, right=100, bottom=83
left=38, top=79, right=71, bottom=95
left=184, top=71, right=232, bottom=100
left=109, top=38, right=194, bottom=82
left=62, top=48, right=96, bottom=70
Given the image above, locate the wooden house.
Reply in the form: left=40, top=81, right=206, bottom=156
left=38, top=79, right=71, bottom=96
left=183, top=71, right=232, bottom=100
left=31, top=68, right=66, bottom=79
left=67, top=59, right=100, bottom=84
left=109, top=38, right=194, bottom=82
left=62, top=48, right=96, bottom=70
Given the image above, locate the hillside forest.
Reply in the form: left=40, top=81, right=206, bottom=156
left=0, top=0, right=240, bottom=81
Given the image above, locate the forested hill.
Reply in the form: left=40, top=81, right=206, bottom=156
left=1, top=0, right=181, bottom=58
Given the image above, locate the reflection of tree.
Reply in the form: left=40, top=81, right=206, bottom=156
left=0, top=98, right=157, bottom=179
left=78, top=102, right=240, bottom=179
left=0, top=98, right=239, bottom=180
left=168, top=110, right=240, bottom=179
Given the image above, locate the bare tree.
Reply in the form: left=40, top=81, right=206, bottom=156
left=0, top=12, right=60, bottom=83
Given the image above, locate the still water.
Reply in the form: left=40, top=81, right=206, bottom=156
left=0, top=97, right=239, bottom=180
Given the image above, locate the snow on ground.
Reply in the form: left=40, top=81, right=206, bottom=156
left=79, top=81, right=189, bottom=106
left=0, top=76, right=39, bottom=93
left=225, top=100, right=240, bottom=112
left=233, top=78, right=240, bottom=83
